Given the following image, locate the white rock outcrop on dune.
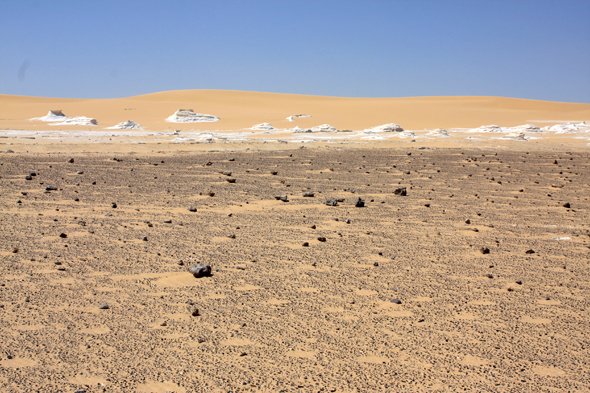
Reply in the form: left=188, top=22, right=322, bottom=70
left=107, top=120, right=142, bottom=130
left=514, top=124, right=541, bottom=132
left=287, top=114, right=312, bottom=122
left=504, top=131, right=527, bottom=141
left=427, top=128, right=450, bottom=137
left=251, top=123, right=275, bottom=130
left=31, top=110, right=68, bottom=122
left=397, top=131, right=417, bottom=138
left=51, top=116, right=98, bottom=126
left=311, top=124, right=337, bottom=132
left=475, top=125, right=503, bottom=132
left=543, top=123, right=590, bottom=133
left=166, top=109, right=219, bottom=123
left=364, top=123, right=404, bottom=132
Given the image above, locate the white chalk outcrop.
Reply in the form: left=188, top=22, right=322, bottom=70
left=166, top=109, right=219, bottom=123
left=504, top=131, right=527, bottom=140
left=475, top=125, right=503, bottom=133
left=365, top=123, right=404, bottom=132
left=51, top=116, right=98, bottom=126
left=311, top=124, right=337, bottom=132
left=514, top=124, right=541, bottom=133
left=287, top=114, right=312, bottom=122
left=427, top=128, right=450, bottom=137
left=251, top=123, right=275, bottom=130
left=544, top=123, right=587, bottom=133
left=397, top=131, right=417, bottom=138
left=107, top=120, right=142, bottom=130
left=31, top=110, right=68, bottom=122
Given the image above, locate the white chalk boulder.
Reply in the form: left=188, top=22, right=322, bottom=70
left=108, top=120, right=142, bottom=130
left=251, top=123, right=275, bottom=130
left=475, top=125, right=503, bottom=133
left=31, top=110, right=69, bottom=122
left=365, top=123, right=404, bottom=132
left=427, top=128, right=450, bottom=137
left=51, top=116, right=98, bottom=126
left=311, top=124, right=337, bottom=132
left=166, top=109, right=219, bottom=123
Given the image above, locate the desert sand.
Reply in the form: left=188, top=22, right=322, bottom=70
left=1, top=91, right=590, bottom=392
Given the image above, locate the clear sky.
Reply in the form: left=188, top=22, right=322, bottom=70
left=1, top=0, right=589, bottom=102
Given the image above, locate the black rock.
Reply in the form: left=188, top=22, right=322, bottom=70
left=29, top=172, right=36, bottom=177
left=189, top=265, right=212, bottom=278
left=67, top=158, right=74, bottom=163
left=164, top=219, right=172, bottom=223
left=303, top=192, right=315, bottom=197
left=516, top=280, right=523, bottom=285
left=485, top=274, right=494, bottom=279
left=142, top=236, right=148, bottom=241
left=270, top=170, right=278, bottom=175
left=222, top=170, right=232, bottom=176
left=480, top=247, right=490, bottom=254
left=465, top=219, right=471, bottom=224
left=563, top=202, right=571, bottom=208
left=74, top=197, right=79, bottom=202
left=99, top=303, right=109, bottom=310
left=302, top=242, right=309, bottom=247
left=46, top=186, right=58, bottom=191
left=525, top=249, right=535, bottom=254
left=274, top=195, right=289, bottom=202
left=373, top=261, right=379, bottom=266
left=391, top=299, right=402, bottom=304
left=77, top=171, right=84, bottom=174
left=227, top=234, right=236, bottom=239
left=325, top=198, right=338, bottom=206
left=25, top=175, right=32, bottom=181
left=111, top=202, right=117, bottom=208
left=226, top=178, right=236, bottom=183
left=188, top=207, right=197, bottom=212
left=317, top=236, right=326, bottom=242
left=393, top=187, right=407, bottom=196
left=59, top=233, right=67, bottom=238
left=355, top=197, right=365, bottom=207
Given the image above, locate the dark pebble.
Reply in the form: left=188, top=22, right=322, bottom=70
left=189, top=264, right=212, bottom=278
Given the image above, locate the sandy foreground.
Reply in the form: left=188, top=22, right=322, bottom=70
left=1, top=91, right=590, bottom=392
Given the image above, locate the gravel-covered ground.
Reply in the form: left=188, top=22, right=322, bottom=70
left=1, top=147, right=589, bottom=392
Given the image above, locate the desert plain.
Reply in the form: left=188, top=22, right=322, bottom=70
left=1, top=90, right=590, bottom=392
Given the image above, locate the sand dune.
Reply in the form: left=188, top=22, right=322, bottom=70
left=1, top=90, right=589, bottom=132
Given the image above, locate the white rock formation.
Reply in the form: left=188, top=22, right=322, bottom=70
left=166, top=109, right=219, bottom=123
left=545, top=123, right=581, bottom=133
left=427, top=128, right=450, bottom=137
left=51, top=116, right=98, bottom=126
left=287, top=114, right=312, bottom=122
left=475, top=125, right=503, bottom=132
left=107, top=120, right=142, bottom=129
left=365, top=123, right=404, bottom=132
left=311, top=124, right=337, bottom=132
left=397, top=131, right=417, bottom=138
left=31, top=110, right=68, bottom=122
left=251, top=123, right=275, bottom=130
left=504, top=131, right=527, bottom=140
left=514, top=124, right=541, bottom=132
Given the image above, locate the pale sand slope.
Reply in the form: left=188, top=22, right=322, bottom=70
left=1, top=90, right=590, bottom=131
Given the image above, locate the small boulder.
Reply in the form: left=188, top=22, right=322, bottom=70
left=189, top=265, right=212, bottom=278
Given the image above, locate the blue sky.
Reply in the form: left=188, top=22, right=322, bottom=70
left=1, top=0, right=589, bottom=102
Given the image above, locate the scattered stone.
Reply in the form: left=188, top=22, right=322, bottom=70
left=59, top=233, right=67, bottom=238
left=516, top=280, right=523, bottom=285
left=177, top=260, right=184, bottom=266
left=227, top=213, right=233, bottom=217
left=480, top=247, right=490, bottom=254
left=563, top=202, right=571, bottom=208
left=345, top=219, right=351, bottom=224
left=239, top=352, right=247, bottom=357
left=189, top=265, right=212, bottom=278
left=270, top=170, right=278, bottom=175
left=99, top=303, right=109, bottom=310
left=373, top=261, right=379, bottom=266
left=302, top=242, right=309, bottom=247
left=191, top=307, right=200, bottom=316
left=67, top=158, right=74, bottom=163
left=46, top=186, right=57, bottom=191
left=393, top=187, right=407, bottom=196
left=325, top=198, right=338, bottom=206
left=310, top=225, right=316, bottom=229
left=226, top=178, right=236, bottom=183
left=208, top=192, right=215, bottom=197
left=222, top=170, right=232, bottom=176
left=56, top=266, right=66, bottom=271
left=77, top=171, right=84, bottom=174
left=485, top=274, right=494, bottom=279
left=142, top=236, right=148, bottom=241
left=274, top=195, right=289, bottom=202
left=317, top=236, right=326, bottom=242
left=11, top=248, right=18, bottom=253
left=188, top=207, right=197, bottom=212
left=391, top=299, right=402, bottom=304
left=164, top=219, right=172, bottom=224
left=424, top=203, right=430, bottom=207
left=25, top=175, right=32, bottom=181
left=111, top=202, right=117, bottom=208
left=525, top=249, right=535, bottom=254
left=160, top=321, right=167, bottom=326
left=229, top=158, right=235, bottom=161
left=355, top=197, right=365, bottom=207
left=74, top=197, right=79, bottom=202
left=303, top=192, right=315, bottom=197
left=227, top=234, right=236, bottom=239
left=465, top=219, right=471, bottom=224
